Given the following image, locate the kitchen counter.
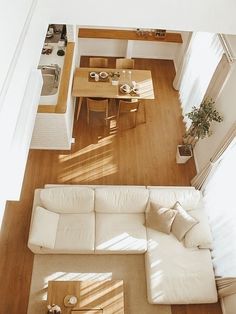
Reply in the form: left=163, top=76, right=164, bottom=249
left=39, top=43, right=65, bottom=105
left=31, top=41, right=75, bottom=150
left=37, top=42, right=74, bottom=113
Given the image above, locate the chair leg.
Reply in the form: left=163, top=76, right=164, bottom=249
left=134, top=111, right=137, bottom=127
left=116, top=107, right=120, bottom=126
left=76, top=97, right=83, bottom=120
left=105, top=106, right=109, bottom=126
left=142, top=101, right=146, bottom=123
left=134, top=103, right=139, bottom=127
left=87, top=106, right=90, bottom=124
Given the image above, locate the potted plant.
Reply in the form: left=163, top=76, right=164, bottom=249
left=176, top=143, right=193, bottom=164
left=176, top=99, right=223, bottom=164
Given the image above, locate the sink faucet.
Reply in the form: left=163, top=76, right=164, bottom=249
left=51, top=64, right=60, bottom=83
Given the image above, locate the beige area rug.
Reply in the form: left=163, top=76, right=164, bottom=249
left=27, top=254, right=171, bottom=314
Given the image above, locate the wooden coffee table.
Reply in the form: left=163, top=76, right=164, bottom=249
left=47, top=280, right=124, bottom=314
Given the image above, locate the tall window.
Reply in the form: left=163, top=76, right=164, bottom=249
left=179, top=32, right=224, bottom=127
left=203, top=139, right=236, bottom=277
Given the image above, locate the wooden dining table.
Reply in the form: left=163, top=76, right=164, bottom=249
left=72, top=67, right=155, bottom=120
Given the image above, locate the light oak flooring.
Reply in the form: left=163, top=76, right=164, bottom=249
left=0, top=56, right=222, bottom=314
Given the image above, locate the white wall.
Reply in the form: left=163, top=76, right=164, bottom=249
left=194, top=63, right=236, bottom=171
left=78, top=38, right=127, bottom=59
left=6, top=70, right=42, bottom=200
left=174, top=32, right=192, bottom=74
left=0, top=1, right=46, bottom=156
left=0, top=0, right=36, bottom=96
left=78, top=38, right=181, bottom=61
left=130, top=41, right=180, bottom=62
left=38, top=0, right=236, bottom=34
left=0, top=0, right=46, bottom=227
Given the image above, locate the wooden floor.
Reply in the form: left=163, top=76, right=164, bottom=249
left=0, top=57, right=222, bottom=314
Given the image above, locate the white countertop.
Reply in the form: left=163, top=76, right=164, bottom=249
left=39, top=43, right=65, bottom=105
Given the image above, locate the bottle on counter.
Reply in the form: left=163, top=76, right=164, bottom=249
left=127, top=70, right=132, bottom=87
left=120, top=70, right=126, bottom=85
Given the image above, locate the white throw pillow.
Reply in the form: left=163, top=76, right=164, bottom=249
left=146, top=202, right=177, bottom=234
left=29, top=206, right=59, bottom=249
left=171, top=202, right=199, bottom=241
left=40, top=187, right=94, bottom=213
left=184, top=209, right=213, bottom=249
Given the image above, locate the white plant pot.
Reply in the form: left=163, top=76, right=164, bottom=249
left=176, top=145, right=193, bottom=164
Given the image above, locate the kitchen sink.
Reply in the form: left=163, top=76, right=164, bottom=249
left=38, top=64, right=61, bottom=96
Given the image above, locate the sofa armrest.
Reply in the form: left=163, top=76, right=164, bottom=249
left=28, top=206, right=59, bottom=249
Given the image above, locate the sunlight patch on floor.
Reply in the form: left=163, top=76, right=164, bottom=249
left=57, top=133, right=117, bottom=183
left=58, top=156, right=117, bottom=182
left=58, top=134, right=116, bottom=162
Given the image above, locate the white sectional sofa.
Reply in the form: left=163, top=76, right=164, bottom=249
left=28, top=184, right=218, bottom=305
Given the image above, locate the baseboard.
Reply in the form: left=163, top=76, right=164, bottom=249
left=30, top=144, right=71, bottom=150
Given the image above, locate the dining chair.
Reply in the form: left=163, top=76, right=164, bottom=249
left=117, top=99, right=140, bottom=128
left=86, top=98, right=109, bottom=125
left=89, top=57, right=109, bottom=68
left=116, top=58, right=135, bottom=69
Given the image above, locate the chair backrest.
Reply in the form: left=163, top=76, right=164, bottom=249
left=116, top=58, right=134, bottom=69
left=87, top=98, right=109, bottom=112
left=118, top=99, right=140, bottom=113
left=89, top=57, right=108, bottom=68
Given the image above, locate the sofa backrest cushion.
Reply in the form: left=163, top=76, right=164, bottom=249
left=29, top=206, right=59, bottom=249
left=40, top=187, right=94, bottom=213
left=95, top=187, right=149, bottom=213
left=147, top=187, right=202, bottom=211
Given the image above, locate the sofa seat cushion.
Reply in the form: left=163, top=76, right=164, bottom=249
left=40, top=186, right=94, bottom=213
left=95, top=187, right=149, bottom=213
left=54, top=213, right=95, bottom=253
left=95, top=213, right=147, bottom=253
left=145, top=227, right=218, bottom=304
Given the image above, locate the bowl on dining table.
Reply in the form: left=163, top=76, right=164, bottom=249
left=89, top=71, right=97, bottom=78
left=99, top=71, right=108, bottom=79
left=120, top=84, right=131, bottom=94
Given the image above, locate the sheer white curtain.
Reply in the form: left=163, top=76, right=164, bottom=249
left=191, top=122, right=236, bottom=189
left=179, top=32, right=224, bottom=127
left=202, top=139, right=236, bottom=277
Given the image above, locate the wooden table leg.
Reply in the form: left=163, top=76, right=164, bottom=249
left=76, top=97, right=83, bottom=120
left=142, top=101, right=146, bottom=123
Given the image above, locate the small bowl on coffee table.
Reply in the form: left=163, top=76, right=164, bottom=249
left=64, top=295, right=78, bottom=307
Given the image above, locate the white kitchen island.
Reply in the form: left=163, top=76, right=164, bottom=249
left=30, top=41, right=76, bottom=150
